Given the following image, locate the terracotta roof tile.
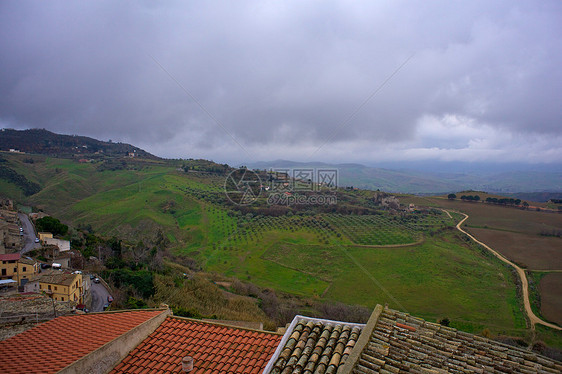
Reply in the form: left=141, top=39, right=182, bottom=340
left=0, top=309, right=165, bottom=374
left=110, top=316, right=282, bottom=374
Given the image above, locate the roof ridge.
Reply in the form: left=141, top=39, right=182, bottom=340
left=168, top=314, right=282, bottom=334
left=58, top=308, right=171, bottom=374
left=78, top=307, right=168, bottom=316
left=292, top=314, right=366, bottom=328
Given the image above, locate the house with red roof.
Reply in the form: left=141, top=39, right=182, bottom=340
left=111, top=316, right=282, bottom=374
left=0, top=307, right=282, bottom=374
left=0, top=309, right=170, bottom=374
left=0, top=305, right=560, bottom=373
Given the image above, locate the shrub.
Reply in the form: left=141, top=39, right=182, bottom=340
left=106, top=269, right=155, bottom=299
left=172, top=306, right=202, bottom=319
left=125, top=296, right=147, bottom=309
left=35, top=216, right=68, bottom=236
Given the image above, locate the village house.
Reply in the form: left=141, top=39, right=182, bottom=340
left=0, top=253, right=38, bottom=287
left=22, top=278, right=40, bottom=293
left=34, top=270, right=83, bottom=303
left=0, top=200, right=23, bottom=254
left=0, top=218, right=22, bottom=254
left=39, top=232, right=71, bottom=255
left=44, top=238, right=71, bottom=252
left=52, top=254, right=71, bottom=269
left=38, top=232, right=53, bottom=242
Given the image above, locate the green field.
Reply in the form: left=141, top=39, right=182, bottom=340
left=0, top=153, right=548, bottom=339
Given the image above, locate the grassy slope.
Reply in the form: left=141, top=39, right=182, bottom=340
left=0, top=154, right=543, bottom=339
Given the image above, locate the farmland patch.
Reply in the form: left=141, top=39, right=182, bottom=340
left=539, top=273, right=562, bottom=326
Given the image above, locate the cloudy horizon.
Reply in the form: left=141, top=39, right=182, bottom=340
left=1, top=1, right=561, bottom=167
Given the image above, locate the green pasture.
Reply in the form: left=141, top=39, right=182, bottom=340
left=195, top=210, right=524, bottom=334
left=0, top=154, right=534, bottom=338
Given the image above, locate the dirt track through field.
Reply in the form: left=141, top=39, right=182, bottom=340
left=454, top=212, right=561, bottom=331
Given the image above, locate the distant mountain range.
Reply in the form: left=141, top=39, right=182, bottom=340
left=248, top=160, right=562, bottom=197
left=0, top=128, right=157, bottom=159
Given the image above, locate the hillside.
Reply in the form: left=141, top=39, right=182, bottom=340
left=0, top=128, right=157, bottom=160
left=0, top=131, right=560, bottom=348
left=0, top=152, right=529, bottom=336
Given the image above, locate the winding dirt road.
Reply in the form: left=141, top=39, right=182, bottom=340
left=453, top=212, right=561, bottom=331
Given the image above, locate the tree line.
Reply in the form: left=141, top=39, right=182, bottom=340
left=484, top=197, right=523, bottom=206
left=461, top=195, right=480, bottom=201
left=447, top=194, right=481, bottom=201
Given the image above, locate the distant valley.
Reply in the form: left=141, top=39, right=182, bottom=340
left=249, top=160, right=562, bottom=199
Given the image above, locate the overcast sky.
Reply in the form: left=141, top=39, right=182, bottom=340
left=1, top=1, right=561, bottom=166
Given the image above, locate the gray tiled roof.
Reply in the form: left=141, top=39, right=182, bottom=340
left=339, top=305, right=562, bottom=374
left=32, top=270, right=80, bottom=287
left=264, top=315, right=364, bottom=374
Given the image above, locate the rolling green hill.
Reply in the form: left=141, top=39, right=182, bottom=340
left=0, top=128, right=157, bottom=159
left=0, top=150, right=531, bottom=338
left=1, top=130, right=559, bottom=345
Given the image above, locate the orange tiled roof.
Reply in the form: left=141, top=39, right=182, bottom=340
left=111, top=316, right=283, bottom=374
left=0, top=309, right=165, bottom=374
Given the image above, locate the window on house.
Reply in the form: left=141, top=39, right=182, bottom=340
left=54, top=286, right=57, bottom=291
left=23, top=267, right=26, bottom=272
left=13, top=267, right=17, bottom=272
left=1, top=269, right=5, bottom=276
left=48, top=285, right=51, bottom=290
left=61, top=297, right=64, bottom=301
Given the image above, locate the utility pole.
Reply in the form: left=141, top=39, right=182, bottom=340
left=47, top=291, right=57, bottom=318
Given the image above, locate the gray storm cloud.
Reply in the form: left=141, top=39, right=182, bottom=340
left=0, top=1, right=561, bottom=164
